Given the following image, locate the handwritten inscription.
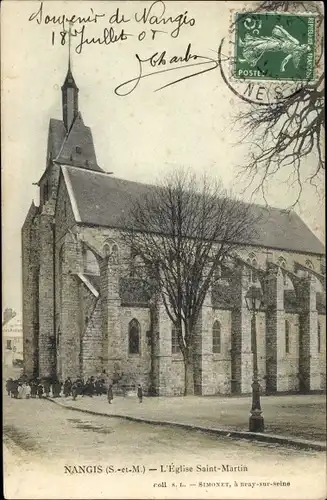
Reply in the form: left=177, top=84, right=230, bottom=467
left=115, top=43, right=218, bottom=96
left=28, top=1, right=196, bottom=47
left=27, top=1, right=222, bottom=95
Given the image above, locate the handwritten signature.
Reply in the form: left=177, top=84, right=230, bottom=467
left=115, top=43, right=219, bottom=96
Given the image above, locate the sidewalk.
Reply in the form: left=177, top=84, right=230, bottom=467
left=48, top=393, right=326, bottom=450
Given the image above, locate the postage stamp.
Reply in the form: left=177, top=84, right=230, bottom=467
left=234, top=12, right=317, bottom=81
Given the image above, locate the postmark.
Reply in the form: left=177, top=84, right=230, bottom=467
left=234, top=12, right=317, bottom=82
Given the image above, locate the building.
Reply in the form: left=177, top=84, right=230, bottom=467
left=2, top=312, right=23, bottom=368
left=22, top=62, right=326, bottom=395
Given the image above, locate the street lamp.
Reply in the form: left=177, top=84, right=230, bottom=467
left=245, top=284, right=264, bottom=433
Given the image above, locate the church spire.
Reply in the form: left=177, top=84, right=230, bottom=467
left=61, top=22, right=79, bottom=132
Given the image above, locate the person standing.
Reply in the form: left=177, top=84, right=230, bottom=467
left=107, top=384, right=113, bottom=404
left=31, top=380, right=37, bottom=398
left=137, top=384, right=143, bottom=403
left=37, top=383, right=44, bottom=398
left=43, top=379, right=50, bottom=398
left=11, top=380, right=19, bottom=399
left=72, top=381, right=78, bottom=401
left=63, top=377, right=72, bottom=397
left=21, top=382, right=28, bottom=399
left=18, top=383, right=24, bottom=399
left=6, top=378, right=13, bottom=396
left=25, top=382, right=31, bottom=399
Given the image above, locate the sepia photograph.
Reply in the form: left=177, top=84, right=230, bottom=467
left=1, top=1, right=326, bottom=499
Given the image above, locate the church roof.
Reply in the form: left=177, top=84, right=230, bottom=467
left=48, top=119, right=67, bottom=158
left=61, top=165, right=325, bottom=256
left=62, top=67, right=79, bottom=90
left=54, top=113, right=103, bottom=172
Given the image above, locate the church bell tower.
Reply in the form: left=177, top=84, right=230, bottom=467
left=61, top=25, right=78, bottom=132
left=61, top=66, right=79, bottom=132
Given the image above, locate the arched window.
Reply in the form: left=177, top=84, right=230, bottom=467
left=103, top=243, right=110, bottom=257
left=171, top=326, right=181, bottom=354
left=112, top=244, right=119, bottom=263
left=285, top=320, right=290, bottom=354
left=104, top=240, right=119, bottom=264
left=247, top=254, right=257, bottom=283
left=128, top=319, right=140, bottom=355
left=277, top=257, right=288, bottom=286
left=318, top=321, right=321, bottom=354
left=212, top=321, right=221, bottom=353
left=305, top=260, right=314, bottom=270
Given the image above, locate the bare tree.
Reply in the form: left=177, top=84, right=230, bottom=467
left=232, top=1, right=324, bottom=206
left=121, top=170, right=258, bottom=395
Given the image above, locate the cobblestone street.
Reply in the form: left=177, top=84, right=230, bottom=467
left=3, top=395, right=326, bottom=499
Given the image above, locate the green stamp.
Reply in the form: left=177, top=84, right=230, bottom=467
left=234, top=12, right=317, bottom=81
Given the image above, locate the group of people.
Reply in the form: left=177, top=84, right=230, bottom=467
left=5, top=377, right=64, bottom=399
left=6, top=376, right=144, bottom=403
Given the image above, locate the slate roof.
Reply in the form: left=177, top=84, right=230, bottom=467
left=61, top=166, right=325, bottom=255
left=48, top=119, right=66, bottom=158
left=55, top=113, right=103, bottom=172
left=62, top=67, right=78, bottom=90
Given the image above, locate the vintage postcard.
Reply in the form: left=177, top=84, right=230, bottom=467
left=2, top=0, right=326, bottom=499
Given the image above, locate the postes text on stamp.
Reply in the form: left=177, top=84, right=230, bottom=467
left=234, top=12, right=317, bottom=82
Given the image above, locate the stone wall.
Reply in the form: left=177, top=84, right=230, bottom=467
left=230, top=264, right=253, bottom=394
left=22, top=205, right=40, bottom=378
left=284, top=312, right=300, bottom=392
left=82, top=297, right=103, bottom=378
left=210, top=309, right=232, bottom=395
left=23, top=186, right=326, bottom=393
left=318, top=314, right=326, bottom=390
left=119, top=306, right=152, bottom=391
left=38, top=211, right=56, bottom=378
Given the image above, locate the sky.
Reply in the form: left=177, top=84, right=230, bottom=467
left=2, top=0, right=325, bottom=313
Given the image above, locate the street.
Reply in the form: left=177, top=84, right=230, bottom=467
left=3, top=395, right=326, bottom=500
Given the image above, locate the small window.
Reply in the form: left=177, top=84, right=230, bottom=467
left=305, top=260, right=314, bottom=270
left=318, top=322, right=321, bottom=354
left=212, top=321, right=221, bottom=354
left=172, top=327, right=181, bottom=354
left=247, top=255, right=257, bottom=283
left=76, top=146, right=82, bottom=154
left=277, top=257, right=288, bottom=286
left=6, top=339, right=12, bottom=350
left=285, top=320, right=290, bottom=354
left=104, top=243, right=110, bottom=257
left=112, top=244, right=119, bottom=263
left=128, top=319, right=140, bottom=355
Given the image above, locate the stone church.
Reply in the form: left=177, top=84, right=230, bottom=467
left=22, top=63, right=326, bottom=396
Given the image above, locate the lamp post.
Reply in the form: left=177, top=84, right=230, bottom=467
left=245, top=284, right=264, bottom=433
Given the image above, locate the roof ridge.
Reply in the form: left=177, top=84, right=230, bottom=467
left=61, top=167, right=296, bottom=212
left=62, top=164, right=111, bottom=177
